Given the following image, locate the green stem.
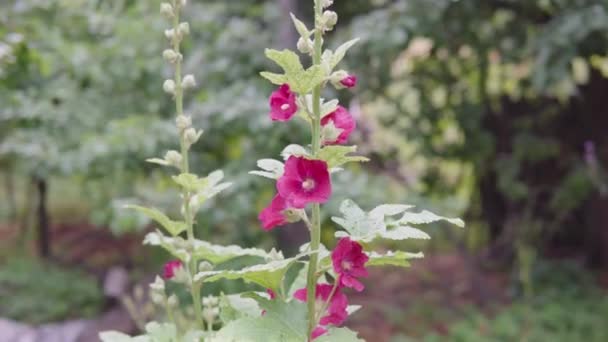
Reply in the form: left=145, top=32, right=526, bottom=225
left=171, top=0, right=202, bottom=328
left=306, top=0, right=324, bottom=339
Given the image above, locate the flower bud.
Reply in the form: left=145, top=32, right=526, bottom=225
left=321, top=0, right=334, bottom=8
left=329, top=70, right=351, bottom=89
left=163, top=79, right=176, bottom=95
left=164, top=150, right=182, bottom=167
left=184, top=128, right=202, bottom=147
left=164, top=28, right=175, bottom=40
left=149, top=276, right=165, bottom=292
left=160, top=3, right=174, bottom=19
left=202, top=295, right=219, bottom=307
left=178, top=22, right=190, bottom=36
left=176, top=115, right=192, bottom=132
left=182, top=74, right=196, bottom=89
left=297, top=37, right=314, bottom=54
left=322, top=10, right=338, bottom=31
left=162, top=49, right=180, bottom=63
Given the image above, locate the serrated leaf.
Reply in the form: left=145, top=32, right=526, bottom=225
left=260, top=71, right=287, bottom=85
left=369, top=204, right=414, bottom=219
left=317, top=145, right=369, bottom=168
left=331, top=38, right=360, bottom=69
left=125, top=205, right=187, bottom=236
left=143, top=322, right=177, bottom=342
left=194, top=255, right=306, bottom=294
left=249, top=159, right=284, bottom=179
left=397, top=210, right=465, bottom=228
left=144, top=231, right=270, bottom=264
left=316, top=327, right=365, bottom=342
left=381, top=226, right=431, bottom=240
left=263, top=49, right=326, bottom=94
left=366, top=251, right=424, bottom=267
left=219, top=293, right=263, bottom=324
left=209, top=316, right=301, bottom=342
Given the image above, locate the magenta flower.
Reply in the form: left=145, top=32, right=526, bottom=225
left=269, top=84, right=298, bottom=121
left=312, top=327, right=328, bottom=339
left=332, top=237, right=369, bottom=292
left=294, top=283, right=349, bottom=337
left=321, top=106, right=356, bottom=145
left=340, top=74, right=357, bottom=88
left=266, top=288, right=276, bottom=300
left=259, top=194, right=289, bottom=230
left=277, top=156, right=332, bottom=208
left=162, top=260, right=183, bottom=279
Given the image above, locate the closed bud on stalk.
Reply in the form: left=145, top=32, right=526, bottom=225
left=184, top=127, right=203, bottom=147
left=182, top=74, right=196, bottom=89
left=321, top=0, right=334, bottom=8
left=160, top=3, right=174, bottom=19
left=329, top=70, right=348, bottom=89
left=162, top=49, right=180, bottom=63
left=297, top=37, right=314, bottom=54
left=202, top=295, right=219, bottom=307
left=321, top=10, right=338, bottom=31
left=164, top=150, right=182, bottom=167
left=178, top=22, right=190, bottom=36
left=176, top=114, right=192, bottom=132
left=164, top=28, right=175, bottom=40
left=163, top=79, right=176, bottom=95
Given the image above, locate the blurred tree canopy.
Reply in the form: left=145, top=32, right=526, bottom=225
left=2, top=0, right=608, bottom=267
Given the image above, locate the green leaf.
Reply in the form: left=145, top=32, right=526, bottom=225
left=143, top=322, right=178, bottom=342
left=144, top=231, right=270, bottom=264
left=290, top=13, right=311, bottom=38
left=366, top=251, right=424, bottom=267
left=315, top=327, right=365, bottom=342
left=219, top=293, right=263, bottom=324
left=317, top=145, right=369, bottom=168
left=263, top=49, right=326, bottom=94
left=332, top=199, right=463, bottom=243
left=330, top=38, right=360, bottom=69
left=260, top=72, right=287, bottom=85
left=210, top=296, right=307, bottom=342
left=125, top=205, right=187, bottom=236
left=194, top=255, right=304, bottom=294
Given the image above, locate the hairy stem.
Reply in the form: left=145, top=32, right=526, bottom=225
left=306, top=0, right=324, bottom=339
left=171, top=0, right=202, bottom=327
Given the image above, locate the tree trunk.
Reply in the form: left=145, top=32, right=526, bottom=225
left=36, top=177, right=51, bottom=258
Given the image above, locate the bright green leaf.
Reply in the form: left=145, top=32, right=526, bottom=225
left=317, top=145, right=369, bottom=168
left=125, top=205, right=187, bottom=236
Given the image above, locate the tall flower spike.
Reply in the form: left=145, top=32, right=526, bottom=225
left=277, top=156, right=331, bottom=208
left=331, top=237, right=369, bottom=291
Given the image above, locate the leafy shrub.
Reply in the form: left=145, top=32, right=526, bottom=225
left=0, top=258, right=104, bottom=324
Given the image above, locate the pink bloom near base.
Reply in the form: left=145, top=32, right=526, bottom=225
left=162, top=260, right=183, bottom=279
left=294, top=283, right=349, bottom=339
left=269, top=84, right=298, bottom=121
left=277, top=156, right=331, bottom=209
left=321, top=105, right=356, bottom=145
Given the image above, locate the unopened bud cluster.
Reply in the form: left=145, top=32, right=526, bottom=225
left=202, top=295, right=220, bottom=327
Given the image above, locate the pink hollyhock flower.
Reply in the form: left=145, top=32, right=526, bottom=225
left=340, top=74, right=357, bottom=88
left=312, top=327, right=328, bottom=339
left=162, top=260, right=183, bottom=279
left=321, top=106, right=356, bottom=145
left=332, top=237, right=369, bottom=292
left=259, top=194, right=289, bottom=230
left=294, top=283, right=348, bottom=329
left=269, top=84, right=298, bottom=121
left=277, top=156, right=331, bottom=208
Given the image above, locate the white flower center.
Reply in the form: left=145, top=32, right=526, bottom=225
left=342, top=261, right=353, bottom=271
left=302, top=178, right=315, bottom=191
left=280, top=103, right=290, bottom=111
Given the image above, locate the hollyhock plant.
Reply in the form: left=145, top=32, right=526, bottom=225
left=340, top=74, right=357, bottom=88
left=277, top=156, right=331, bottom=208
left=269, top=84, right=298, bottom=121
left=321, top=105, right=356, bottom=145
left=332, top=237, right=369, bottom=291
left=258, top=194, right=289, bottom=230
left=162, top=259, right=183, bottom=279
left=294, top=283, right=349, bottom=337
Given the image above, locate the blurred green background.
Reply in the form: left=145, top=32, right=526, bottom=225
left=1, top=0, right=608, bottom=341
